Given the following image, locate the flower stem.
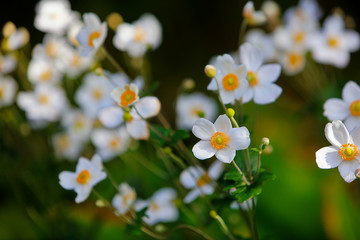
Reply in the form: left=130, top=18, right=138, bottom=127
left=210, top=210, right=236, bottom=240
left=232, top=161, right=251, bottom=185
left=100, top=46, right=125, bottom=73
left=250, top=197, right=259, bottom=240
left=238, top=19, right=248, bottom=45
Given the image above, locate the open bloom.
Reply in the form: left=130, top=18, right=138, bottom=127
left=61, top=109, right=93, bottom=142
left=0, top=55, right=17, bottom=74
left=245, top=29, right=276, bottom=62
left=0, top=75, right=17, bottom=108
left=110, top=83, right=140, bottom=108
left=52, top=132, right=83, bottom=160
left=76, top=13, right=107, bottom=56
left=243, top=1, right=266, bottom=26
left=27, top=57, right=62, bottom=85
left=135, top=188, right=178, bottom=226
left=239, top=43, right=282, bottom=104
left=59, top=154, right=107, bottom=203
left=207, top=54, right=248, bottom=104
left=277, top=49, right=305, bottom=76
left=180, top=161, right=224, bottom=203
left=324, top=81, right=360, bottom=132
left=2, top=23, right=29, bottom=51
left=316, top=120, right=360, bottom=183
left=192, top=115, right=250, bottom=163
left=112, top=183, right=137, bottom=214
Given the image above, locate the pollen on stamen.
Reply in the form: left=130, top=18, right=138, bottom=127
left=338, top=143, right=358, bottom=161
left=88, top=31, right=101, bottom=47
left=76, top=170, right=91, bottom=184
left=246, top=71, right=258, bottom=87
left=349, top=100, right=360, bottom=116
left=222, top=73, right=239, bottom=91
left=120, top=90, right=136, bottom=107
left=211, top=132, right=228, bottom=150
left=197, top=173, right=211, bottom=187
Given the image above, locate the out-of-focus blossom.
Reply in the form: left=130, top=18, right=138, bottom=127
left=91, top=127, right=131, bottom=161
left=113, top=13, right=162, bottom=58
left=27, top=58, right=62, bottom=85
left=17, top=84, right=68, bottom=122
left=0, top=55, right=17, bottom=74
left=243, top=1, right=266, bottom=26
left=261, top=1, right=280, bottom=22
left=2, top=26, right=29, bottom=52
left=59, top=154, right=107, bottom=203
left=277, top=49, right=305, bottom=76
left=239, top=43, right=282, bottom=105
left=207, top=54, right=248, bottom=104
left=111, top=83, right=140, bottom=108
left=52, top=132, right=83, bottom=160
left=61, top=109, right=93, bottom=142
left=0, top=75, right=17, bottom=108
left=245, top=29, right=276, bottom=62
left=57, top=45, right=93, bottom=78
left=324, top=81, right=360, bottom=132
left=284, top=0, right=322, bottom=31
left=135, top=188, right=178, bottom=226
left=34, top=0, right=74, bottom=35
left=309, top=14, right=360, bottom=68
left=76, top=13, right=107, bottom=56
left=176, top=92, right=217, bottom=130
left=112, top=183, right=137, bottom=214
left=192, top=115, right=250, bottom=163
left=108, top=72, right=144, bottom=91
left=67, top=16, right=83, bottom=47
left=180, top=161, right=223, bottom=203
left=316, top=120, right=360, bottom=183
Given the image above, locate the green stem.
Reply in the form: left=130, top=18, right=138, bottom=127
left=254, top=145, right=263, bottom=181
left=238, top=19, right=248, bottom=46
left=232, top=161, right=251, bottom=185
left=250, top=197, right=259, bottom=240
left=100, top=46, right=125, bottom=73
left=102, top=165, right=120, bottom=191
left=211, top=211, right=236, bottom=240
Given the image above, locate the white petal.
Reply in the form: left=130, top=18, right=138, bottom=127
left=184, top=189, right=201, bottom=204
left=208, top=161, right=224, bottom=180
left=219, top=89, right=236, bottom=104
left=91, top=154, right=103, bottom=169
left=325, top=120, right=350, bottom=148
left=201, top=185, right=215, bottom=195
left=192, top=140, right=216, bottom=160
left=338, top=160, right=360, bottom=183
left=110, top=87, right=123, bottom=104
left=350, top=126, right=360, bottom=146
left=126, top=119, right=149, bottom=140
left=257, top=64, right=281, bottom=83
left=215, top=147, right=236, bottom=163
left=152, top=188, right=177, bottom=204
left=323, top=98, right=349, bottom=121
left=180, top=166, right=204, bottom=189
left=207, top=78, right=218, bottom=91
left=342, top=81, right=360, bottom=104
left=135, top=96, right=161, bottom=119
left=134, top=200, right=149, bottom=211
left=240, top=42, right=263, bottom=71
left=242, top=88, right=254, bottom=103
left=59, top=171, right=76, bottom=190
left=214, top=114, right=232, bottom=134
left=343, top=30, right=360, bottom=52
left=74, top=185, right=92, bottom=203
left=98, top=107, right=124, bottom=128
left=227, top=127, right=250, bottom=150
left=345, top=116, right=360, bottom=133
left=253, top=83, right=282, bottom=105
left=315, top=146, right=342, bottom=169
left=192, top=118, right=216, bottom=140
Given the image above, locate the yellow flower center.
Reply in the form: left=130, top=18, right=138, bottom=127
left=74, top=118, right=85, bottom=130
left=222, top=73, right=239, bottom=91
left=120, top=90, right=136, bottom=107
left=197, top=173, right=211, bottom=187
left=293, top=31, right=305, bottom=44
left=134, top=27, right=146, bottom=42
left=246, top=71, right=258, bottom=87
left=57, top=134, right=70, bottom=151
left=40, top=69, right=52, bottom=82
left=45, top=41, right=57, bottom=58
left=338, top=143, right=358, bottom=161
left=211, top=132, right=228, bottom=150
left=149, top=202, right=160, bottom=211
left=287, top=52, right=302, bottom=67
left=71, top=54, right=81, bottom=66
left=92, top=89, right=104, bottom=100
left=192, top=108, right=205, bottom=118
left=76, top=170, right=91, bottom=184
left=109, top=137, right=120, bottom=150
left=349, top=100, right=360, bottom=116
left=38, top=94, right=49, bottom=105
left=327, top=37, right=339, bottom=48
left=88, top=31, right=101, bottom=47
left=123, top=192, right=136, bottom=206
left=0, top=87, right=3, bottom=99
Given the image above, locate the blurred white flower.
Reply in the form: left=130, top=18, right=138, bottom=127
left=284, top=0, right=322, bottom=31
left=277, top=49, right=305, bottom=76
left=180, top=161, right=224, bottom=203
left=2, top=27, right=29, bottom=51
left=59, top=154, right=107, bottom=203
left=57, top=45, right=93, bottom=78
left=192, top=115, right=250, bottom=163
left=27, top=57, right=62, bottom=85
left=112, top=183, right=137, bottom=214
left=61, top=109, right=93, bottom=142
left=243, top=1, right=266, bottom=26
left=135, top=188, right=178, bottom=226
left=316, top=120, right=360, bottom=183
left=113, top=13, right=162, bottom=58
left=245, top=29, right=276, bottom=62
left=176, top=92, right=217, bottom=130
left=207, top=54, right=248, bottom=104
left=0, top=55, right=17, bottom=74
left=0, top=75, right=17, bottom=108
left=52, top=132, right=83, bottom=160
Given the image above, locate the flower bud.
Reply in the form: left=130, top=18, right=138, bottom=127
left=226, top=108, right=235, bottom=118
left=2, top=21, right=16, bottom=37
left=355, top=168, right=360, bottom=179
left=209, top=210, right=218, bottom=219
left=204, top=65, right=216, bottom=78
left=96, top=200, right=105, bottom=207
left=123, top=112, right=132, bottom=122
left=261, top=1, right=280, bottom=20
left=261, top=137, right=270, bottom=146
left=163, top=147, right=172, bottom=155
left=107, top=12, right=123, bottom=30
left=182, top=78, right=195, bottom=91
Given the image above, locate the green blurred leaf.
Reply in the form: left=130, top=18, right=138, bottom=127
left=169, top=129, right=190, bottom=146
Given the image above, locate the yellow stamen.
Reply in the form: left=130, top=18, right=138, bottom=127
left=120, top=89, right=136, bottom=107
left=211, top=132, right=228, bottom=150
left=349, top=100, right=360, bottom=116
left=338, top=143, right=358, bottom=161
left=57, top=134, right=70, bottom=151
left=192, top=108, right=205, bottom=118
left=222, top=73, right=239, bottom=91
left=109, top=137, right=119, bottom=150
left=45, top=41, right=57, bottom=58
left=39, top=95, right=49, bottom=105
left=76, top=170, right=91, bottom=184
left=327, top=37, right=339, bottom=48
left=134, top=27, right=145, bottom=42
left=288, top=52, right=302, bottom=67
left=293, top=31, right=305, bottom=44
left=197, top=173, right=211, bottom=187
left=88, top=31, right=101, bottom=47
left=0, top=87, right=3, bottom=99
left=246, top=71, right=258, bottom=87
left=74, top=118, right=84, bottom=130
left=92, top=89, right=103, bottom=100
left=149, top=202, right=160, bottom=211
left=40, top=69, right=52, bottom=82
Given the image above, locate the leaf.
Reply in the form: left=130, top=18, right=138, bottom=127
left=169, top=129, right=190, bottom=146
left=141, top=81, right=160, bottom=97
left=149, top=125, right=171, bottom=146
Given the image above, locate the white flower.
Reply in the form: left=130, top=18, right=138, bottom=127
left=243, top=1, right=266, bottom=26
left=135, top=188, right=178, bottom=226
left=284, top=0, right=322, bottom=31
left=0, top=55, right=17, bottom=74
left=52, top=132, right=83, bottom=160
left=57, top=46, right=93, bottom=78
left=112, top=183, right=137, bottom=214
left=61, top=109, right=93, bottom=141
left=66, top=15, right=83, bottom=47
left=34, top=0, right=74, bottom=35
left=113, top=13, right=162, bottom=58
left=75, top=73, right=113, bottom=118
left=76, top=13, right=107, bottom=56
left=91, top=127, right=131, bottom=161
left=309, top=14, right=360, bottom=68
left=192, top=114, right=250, bottom=163
left=176, top=92, right=217, bottom=130
left=239, top=43, right=282, bottom=105
left=3, top=27, right=30, bottom=51
left=180, top=161, right=224, bottom=203
left=59, top=154, right=107, bottom=203
left=17, top=84, right=68, bottom=122
left=27, top=58, right=62, bottom=85
left=316, top=120, right=360, bottom=183
left=207, top=54, right=248, bottom=104
left=111, top=83, right=140, bottom=108
left=324, top=81, right=360, bottom=132
left=98, top=96, right=161, bottom=140
left=108, top=72, right=144, bottom=91
left=277, top=49, right=305, bottom=76
left=0, top=75, right=17, bottom=108
left=33, top=35, right=69, bottom=62
left=245, top=29, right=275, bottom=62
left=273, top=24, right=313, bottom=52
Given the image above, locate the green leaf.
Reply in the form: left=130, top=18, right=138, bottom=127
left=169, top=129, right=190, bottom=146
left=149, top=125, right=171, bottom=146
left=141, top=81, right=160, bottom=97
left=250, top=147, right=260, bottom=153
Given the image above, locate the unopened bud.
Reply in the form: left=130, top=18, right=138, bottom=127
left=155, top=224, right=166, bottom=233
left=261, top=137, right=270, bottom=146
left=123, top=112, right=132, bottom=122
left=209, top=210, right=218, bottom=219
left=96, top=200, right=105, bottom=207
left=226, top=108, right=235, bottom=118
left=261, top=1, right=280, bottom=20
left=204, top=65, right=216, bottom=78
left=107, top=12, right=123, bottom=30
left=163, top=147, right=172, bottom=155
left=2, top=21, right=16, bottom=37
left=355, top=168, right=360, bottom=179
left=182, top=78, right=195, bottom=91
left=262, top=144, right=273, bottom=155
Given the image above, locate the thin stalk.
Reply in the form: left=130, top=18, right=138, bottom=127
left=250, top=197, right=259, bottom=240
left=232, top=161, right=251, bottom=185
left=238, top=19, right=248, bottom=45
left=102, top=165, right=120, bottom=191
left=211, top=211, right=236, bottom=240
left=254, top=145, right=263, bottom=181
left=100, top=46, right=125, bottom=73
left=168, top=152, right=187, bottom=169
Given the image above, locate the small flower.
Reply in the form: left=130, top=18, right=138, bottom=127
left=59, top=154, right=107, bottom=203
left=243, top=1, right=266, bottom=26
left=245, top=29, right=276, bottom=62
left=284, top=0, right=322, bottom=31
left=0, top=75, right=17, bottom=108
left=112, top=183, right=137, bottom=214
left=176, top=92, right=217, bottom=130
left=239, top=43, right=282, bottom=105
left=27, top=57, right=62, bottom=85
left=61, top=109, right=93, bottom=142
left=207, top=54, right=248, bottom=104
left=180, top=161, right=224, bottom=203
left=134, top=188, right=178, bottom=226
left=316, top=120, right=360, bottom=183
left=76, top=13, right=107, bottom=56
left=192, top=114, right=250, bottom=163
left=0, top=54, right=17, bottom=74
left=324, top=81, right=360, bottom=132
left=277, top=49, right=305, bottom=76
left=52, top=132, right=83, bottom=160
left=110, top=83, right=140, bottom=108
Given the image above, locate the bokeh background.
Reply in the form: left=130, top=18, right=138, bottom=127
left=2, top=0, right=360, bottom=239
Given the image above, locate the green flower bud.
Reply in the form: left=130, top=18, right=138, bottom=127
left=226, top=108, right=235, bottom=118
left=204, top=65, right=216, bottom=78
